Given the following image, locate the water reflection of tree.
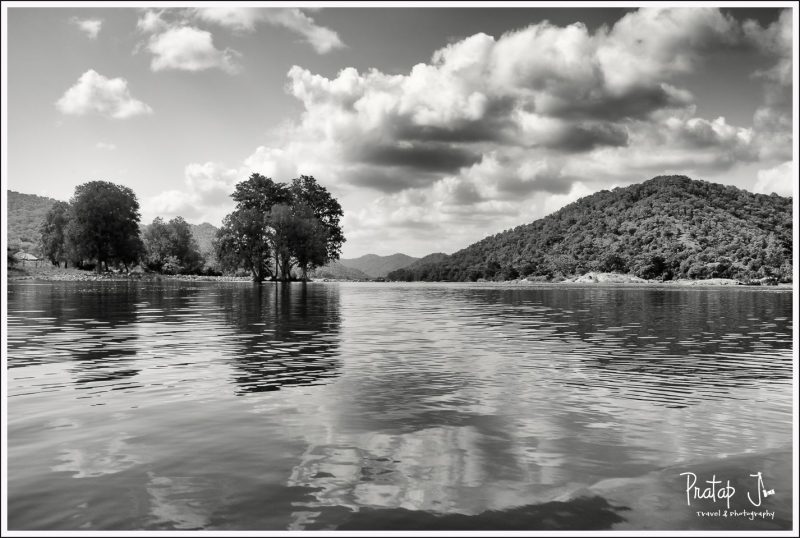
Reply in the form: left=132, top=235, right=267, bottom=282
left=8, top=281, right=143, bottom=388
left=216, top=282, right=342, bottom=394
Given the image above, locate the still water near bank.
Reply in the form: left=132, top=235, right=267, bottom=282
left=6, top=281, right=794, bottom=530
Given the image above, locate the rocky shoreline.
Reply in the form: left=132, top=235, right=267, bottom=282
left=7, top=267, right=253, bottom=283
left=7, top=267, right=791, bottom=288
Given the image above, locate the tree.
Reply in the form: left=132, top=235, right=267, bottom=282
left=142, top=217, right=172, bottom=272
left=215, top=207, right=274, bottom=282
left=143, top=216, right=204, bottom=274
left=290, top=176, right=345, bottom=262
left=40, top=201, right=71, bottom=267
left=66, top=181, right=143, bottom=272
left=216, top=173, right=345, bottom=282
left=289, top=204, right=328, bottom=281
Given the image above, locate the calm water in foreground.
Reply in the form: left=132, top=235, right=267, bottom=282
left=6, top=281, right=794, bottom=530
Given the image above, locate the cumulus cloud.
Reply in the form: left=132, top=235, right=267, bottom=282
left=146, top=8, right=793, bottom=256
left=56, top=70, right=153, bottom=119
left=252, top=8, right=754, bottom=197
left=146, top=162, right=241, bottom=223
left=137, top=10, right=168, bottom=34
left=194, top=7, right=344, bottom=53
left=744, top=9, right=792, bottom=88
left=265, top=9, right=344, bottom=54
left=194, top=7, right=261, bottom=32
left=147, top=26, right=241, bottom=73
left=72, top=17, right=102, bottom=39
left=754, top=161, right=794, bottom=197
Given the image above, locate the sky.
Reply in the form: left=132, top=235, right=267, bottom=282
left=3, top=3, right=796, bottom=258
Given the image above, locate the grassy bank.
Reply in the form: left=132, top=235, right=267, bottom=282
left=6, top=265, right=252, bottom=282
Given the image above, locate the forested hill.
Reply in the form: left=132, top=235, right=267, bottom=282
left=7, top=191, right=57, bottom=253
left=8, top=189, right=218, bottom=260
left=338, top=253, right=419, bottom=278
left=387, top=175, right=793, bottom=283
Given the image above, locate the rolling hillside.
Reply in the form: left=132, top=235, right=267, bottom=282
left=337, top=253, right=420, bottom=278
left=7, top=191, right=57, bottom=254
left=310, top=261, right=371, bottom=280
left=388, top=175, right=793, bottom=282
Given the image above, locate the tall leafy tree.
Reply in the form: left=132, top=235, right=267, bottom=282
left=66, top=181, right=143, bottom=272
left=290, top=175, right=345, bottom=277
left=215, top=208, right=274, bottom=282
left=215, top=173, right=345, bottom=282
left=40, top=201, right=71, bottom=267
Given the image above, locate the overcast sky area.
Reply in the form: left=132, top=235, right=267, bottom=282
left=4, top=5, right=795, bottom=258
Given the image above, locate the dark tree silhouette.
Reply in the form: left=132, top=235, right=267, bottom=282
left=66, top=181, right=144, bottom=272
left=40, top=201, right=71, bottom=267
left=215, top=173, right=345, bottom=282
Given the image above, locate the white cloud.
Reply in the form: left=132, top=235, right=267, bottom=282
left=95, top=142, right=116, bottom=150
left=194, top=7, right=344, bottom=54
left=147, top=8, right=792, bottom=257
left=137, top=10, right=168, bottom=34
left=754, top=161, right=794, bottom=197
left=56, top=70, right=153, bottom=119
left=72, top=17, right=102, bottom=39
left=744, top=9, right=792, bottom=87
left=145, top=162, right=241, bottom=224
left=193, top=7, right=261, bottom=32
left=265, top=9, right=344, bottom=54
left=147, top=26, right=241, bottom=73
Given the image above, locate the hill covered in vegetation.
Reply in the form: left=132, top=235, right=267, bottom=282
left=337, top=253, right=420, bottom=278
left=7, top=191, right=57, bottom=254
left=387, top=175, right=793, bottom=283
left=310, top=261, right=371, bottom=280
left=8, top=190, right=219, bottom=268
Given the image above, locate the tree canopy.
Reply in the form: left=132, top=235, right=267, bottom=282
left=142, top=216, right=204, bottom=274
left=40, top=201, right=71, bottom=267
left=215, top=173, right=345, bottom=282
left=66, top=181, right=144, bottom=272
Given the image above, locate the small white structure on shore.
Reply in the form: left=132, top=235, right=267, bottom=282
left=14, top=252, right=43, bottom=267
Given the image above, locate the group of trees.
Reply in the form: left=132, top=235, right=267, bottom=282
left=388, top=175, right=793, bottom=283
left=40, top=181, right=145, bottom=272
left=214, top=174, right=344, bottom=282
left=36, top=174, right=345, bottom=282
left=141, top=217, right=204, bottom=275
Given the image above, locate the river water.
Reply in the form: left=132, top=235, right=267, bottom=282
left=5, top=281, right=794, bottom=530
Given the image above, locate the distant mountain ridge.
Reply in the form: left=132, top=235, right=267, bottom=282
left=387, top=175, right=793, bottom=282
left=310, top=261, right=371, bottom=280
left=336, top=253, right=420, bottom=278
left=188, top=222, right=218, bottom=256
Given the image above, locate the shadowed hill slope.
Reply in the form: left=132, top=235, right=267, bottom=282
left=387, top=175, right=792, bottom=282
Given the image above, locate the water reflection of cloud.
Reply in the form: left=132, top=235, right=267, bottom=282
left=51, top=432, right=141, bottom=478
left=146, top=472, right=220, bottom=530
left=287, top=424, right=588, bottom=530
left=280, top=284, right=793, bottom=529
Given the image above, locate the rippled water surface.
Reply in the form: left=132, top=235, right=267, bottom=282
left=6, top=281, right=794, bottom=530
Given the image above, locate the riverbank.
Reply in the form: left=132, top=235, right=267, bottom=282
left=540, top=272, right=790, bottom=288
left=6, top=266, right=252, bottom=283
left=7, top=267, right=792, bottom=288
